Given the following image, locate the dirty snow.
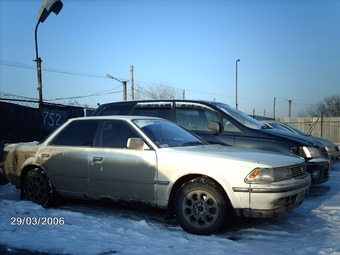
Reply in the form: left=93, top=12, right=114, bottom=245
left=1, top=162, right=340, bottom=255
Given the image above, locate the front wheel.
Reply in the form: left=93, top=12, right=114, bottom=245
left=24, top=168, right=54, bottom=207
left=175, top=177, right=230, bottom=235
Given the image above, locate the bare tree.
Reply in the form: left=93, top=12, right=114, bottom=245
left=64, top=99, right=91, bottom=108
left=135, top=82, right=181, bottom=100
left=298, top=94, right=340, bottom=117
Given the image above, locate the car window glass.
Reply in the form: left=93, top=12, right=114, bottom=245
left=49, top=120, right=99, bottom=146
left=132, top=108, right=172, bottom=120
left=222, top=118, right=242, bottom=133
left=96, top=104, right=134, bottom=116
left=213, top=103, right=264, bottom=129
left=134, top=119, right=202, bottom=148
left=175, top=106, right=219, bottom=131
left=95, top=121, right=140, bottom=148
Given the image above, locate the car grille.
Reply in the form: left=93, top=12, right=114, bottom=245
left=290, top=163, right=306, bottom=178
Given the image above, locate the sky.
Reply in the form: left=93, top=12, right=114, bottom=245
left=0, top=161, right=339, bottom=254
left=0, top=0, right=339, bottom=118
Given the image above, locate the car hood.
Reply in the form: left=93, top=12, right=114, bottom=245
left=160, top=144, right=304, bottom=168
left=261, top=128, right=324, bottom=148
left=308, top=136, right=334, bottom=146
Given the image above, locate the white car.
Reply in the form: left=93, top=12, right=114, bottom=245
left=1, top=116, right=311, bottom=235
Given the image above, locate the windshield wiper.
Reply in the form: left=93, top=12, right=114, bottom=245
left=181, top=141, right=204, bottom=147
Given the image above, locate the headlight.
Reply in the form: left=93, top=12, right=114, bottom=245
left=325, top=146, right=335, bottom=152
left=245, top=168, right=274, bottom=184
left=244, top=167, right=293, bottom=184
left=290, top=146, right=322, bottom=159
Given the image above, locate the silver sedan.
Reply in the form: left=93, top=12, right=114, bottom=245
left=2, top=116, right=311, bottom=235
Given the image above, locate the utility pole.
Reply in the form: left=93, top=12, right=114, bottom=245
left=236, top=59, right=240, bottom=110
left=122, top=81, right=127, bottom=100
left=182, top=89, right=185, bottom=99
left=285, top=98, right=292, bottom=117
left=273, top=97, right=276, bottom=119
left=130, top=65, right=134, bottom=100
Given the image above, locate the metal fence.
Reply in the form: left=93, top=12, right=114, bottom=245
left=277, top=117, right=340, bottom=144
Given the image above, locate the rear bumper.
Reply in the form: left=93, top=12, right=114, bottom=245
left=0, top=162, right=9, bottom=185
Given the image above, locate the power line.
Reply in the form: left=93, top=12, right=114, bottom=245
left=0, top=60, right=322, bottom=106
left=0, top=60, right=125, bottom=80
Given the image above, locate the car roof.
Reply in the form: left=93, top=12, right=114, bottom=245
left=98, top=99, right=229, bottom=106
left=72, top=115, right=164, bottom=121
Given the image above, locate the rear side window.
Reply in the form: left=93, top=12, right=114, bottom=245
left=175, top=104, right=219, bottom=131
left=131, top=102, right=173, bottom=120
left=49, top=120, right=100, bottom=146
left=95, top=103, right=134, bottom=116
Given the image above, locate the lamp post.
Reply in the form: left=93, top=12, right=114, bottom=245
left=106, top=74, right=127, bottom=100
left=236, top=59, right=240, bottom=110
left=35, top=0, right=63, bottom=107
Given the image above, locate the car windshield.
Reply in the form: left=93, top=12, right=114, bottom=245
left=283, top=123, right=307, bottom=135
left=133, top=119, right=204, bottom=148
left=213, top=103, right=266, bottom=129
left=266, top=122, right=290, bottom=131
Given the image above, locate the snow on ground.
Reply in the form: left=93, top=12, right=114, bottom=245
left=1, top=161, right=340, bottom=255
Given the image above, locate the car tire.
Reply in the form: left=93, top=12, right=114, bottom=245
left=24, top=168, right=54, bottom=208
left=175, top=177, right=229, bottom=235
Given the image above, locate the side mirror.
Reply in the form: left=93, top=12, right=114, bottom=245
left=127, top=138, right=149, bottom=151
left=208, top=121, right=222, bottom=135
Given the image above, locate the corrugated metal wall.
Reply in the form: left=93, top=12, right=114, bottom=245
left=277, top=117, right=340, bottom=143
left=1, top=101, right=86, bottom=142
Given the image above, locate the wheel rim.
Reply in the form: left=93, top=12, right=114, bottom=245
left=181, top=190, right=219, bottom=229
left=27, top=175, right=47, bottom=203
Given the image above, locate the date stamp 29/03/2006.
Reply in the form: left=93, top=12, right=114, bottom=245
left=10, top=217, right=65, bottom=226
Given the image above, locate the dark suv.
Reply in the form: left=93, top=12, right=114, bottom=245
left=92, top=100, right=330, bottom=184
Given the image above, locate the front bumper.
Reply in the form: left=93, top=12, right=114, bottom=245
left=233, top=173, right=311, bottom=218
left=306, top=158, right=330, bottom=185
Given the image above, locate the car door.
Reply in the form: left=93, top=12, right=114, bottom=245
left=88, top=121, right=158, bottom=202
left=42, top=120, right=100, bottom=196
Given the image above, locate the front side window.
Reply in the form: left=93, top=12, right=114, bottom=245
left=222, top=118, right=242, bottom=133
left=95, top=121, right=140, bottom=148
left=175, top=103, right=219, bottom=131
left=49, top=120, right=99, bottom=146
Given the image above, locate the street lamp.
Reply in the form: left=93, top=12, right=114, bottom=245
left=236, top=59, right=240, bottom=110
left=35, top=0, right=63, bottom=107
left=106, top=74, right=127, bottom=100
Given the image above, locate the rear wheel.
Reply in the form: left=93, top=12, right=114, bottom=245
left=24, top=168, right=54, bottom=207
left=175, top=177, right=230, bottom=235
